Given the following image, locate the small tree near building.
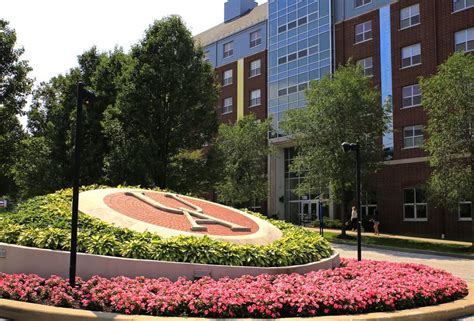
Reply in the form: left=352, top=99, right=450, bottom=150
left=281, top=62, right=388, bottom=233
left=420, top=52, right=474, bottom=245
left=215, top=114, right=272, bottom=208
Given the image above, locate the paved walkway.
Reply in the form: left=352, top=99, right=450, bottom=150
left=333, top=243, right=474, bottom=282
left=322, top=228, right=472, bottom=246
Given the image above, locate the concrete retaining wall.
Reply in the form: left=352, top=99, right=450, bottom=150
left=0, top=243, right=339, bottom=281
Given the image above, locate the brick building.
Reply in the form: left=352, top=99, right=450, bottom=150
left=196, top=0, right=474, bottom=241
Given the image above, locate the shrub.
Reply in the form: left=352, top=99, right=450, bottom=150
left=0, top=259, right=468, bottom=318
left=0, top=186, right=333, bottom=267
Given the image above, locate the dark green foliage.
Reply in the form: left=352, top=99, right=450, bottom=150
left=214, top=114, right=272, bottom=207
left=0, top=186, right=333, bottom=267
left=0, top=19, right=33, bottom=197
left=102, top=16, right=219, bottom=190
left=281, top=63, right=388, bottom=202
left=420, top=52, right=474, bottom=210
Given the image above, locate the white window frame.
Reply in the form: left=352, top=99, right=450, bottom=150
left=249, top=89, right=261, bottom=107
left=223, top=69, right=233, bottom=86
left=403, top=125, right=424, bottom=149
left=250, top=59, right=261, bottom=77
left=453, top=0, right=474, bottom=12
left=455, top=28, right=474, bottom=53
left=401, top=84, right=421, bottom=108
left=223, top=97, right=233, bottom=114
left=223, top=42, right=233, bottom=58
left=459, top=201, right=472, bottom=221
left=401, top=43, right=421, bottom=68
left=400, top=4, right=420, bottom=30
left=403, top=188, right=428, bottom=221
left=357, top=57, right=373, bottom=77
left=250, top=30, right=262, bottom=48
left=355, top=21, right=373, bottom=44
left=354, top=0, right=372, bottom=8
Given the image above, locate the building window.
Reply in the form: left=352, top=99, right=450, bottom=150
left=250, top=89, right=261, bottom=107
left=400, top=4, right=420, bottom=29
left=223, top=42, right=233, bottom=58
left=453, top=0, right=474, bottom=12
left=459, top=201, right=472, bottom=221
left=401, top=43, right=421, bottom=68
left=455, top=28, right=474, bottom=52
left=357, top=57, right=373, bottom=77
left=354, top=0, right=371, bottom=8
left=250, top=30, right=262, bottom=48
left=403, top=125, right=424, bottom=148
left=250, top=59, right=261, bottom=77
left=404, top=188, right=428, bottom=221
left=355, top=21, right=372, bottom=43
left=402, top=84, right=421, bottom=108
left=223, top=97, right=233, bottom=114
left=223, top=69, right=233, bottom=86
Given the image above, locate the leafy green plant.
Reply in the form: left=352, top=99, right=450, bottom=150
left=0, top=186, right=333, bottom=267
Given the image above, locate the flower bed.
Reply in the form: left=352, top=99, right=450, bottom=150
left=0, top=259, right=467, bottom=318
left=0, top=186, right=332, bottom=267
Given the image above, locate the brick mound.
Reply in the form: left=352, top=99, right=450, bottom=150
left=104, top=192, right=259, bottom=236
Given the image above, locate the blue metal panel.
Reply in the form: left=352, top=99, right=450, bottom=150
left=225, top=0, right=258, bottom=23
left=379, top=5, right=394, bottom=159
left=203, top=43, right=218, bottom=68
left=210, top=21, right=267, bottom=68
left=334, top=0, right=392, bottom=23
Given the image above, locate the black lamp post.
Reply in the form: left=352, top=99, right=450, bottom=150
left=342, top=141, right=362, bottom=261
left=69, top=82, right=95, bottom=287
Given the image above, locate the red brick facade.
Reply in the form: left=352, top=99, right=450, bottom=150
left=335, top=1, right=474, bottom=241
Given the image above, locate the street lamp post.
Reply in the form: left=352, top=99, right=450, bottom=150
left=69, top=82, right=95, bottom=287
left=342, top=142, right=362, bottom=261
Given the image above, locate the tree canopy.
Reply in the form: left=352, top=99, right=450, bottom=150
left=102, top=16, right=219, bottom=190
left=281, top=62, right=388, bottom=217
left=420, top=52, right=474, bottom=212
left=0, top=19, right=33, bottom=197
left=215, top=114, right=272, bottom=207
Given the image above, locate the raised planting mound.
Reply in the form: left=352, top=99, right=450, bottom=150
left=0, top=259, right=468, bottom=318
left=0, top=186, right=332, bottom=267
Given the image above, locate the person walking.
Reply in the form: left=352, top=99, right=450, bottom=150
left=350, top=206, right=358, bottom=231
left=372, top=208, right=380, bottom=235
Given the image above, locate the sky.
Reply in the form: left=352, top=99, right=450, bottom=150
left=2, top=0, right=266, bottom=85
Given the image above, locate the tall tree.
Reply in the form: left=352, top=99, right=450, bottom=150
left=420, top=52, right=474, bottom=244
left=215, top=114, right=271, bottom=208
left=18, top=47, right=130, bottom=197
left=103, top=16, right=219, bottom=189
left=0, top=19, right=33, bottom=197
left=281, top=63, right=388, bottom=229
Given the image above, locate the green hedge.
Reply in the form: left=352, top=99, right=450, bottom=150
left=0, top=186, right=333, bottom=267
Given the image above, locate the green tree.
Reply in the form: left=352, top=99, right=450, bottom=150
left=19, top=47, right=131, bottom=197
left=281, top=63, right=388, bottom=230
left=102, top=16, right=219, bottom=189
left=0, top=19, right=33, bottom=197
left=420, top=52, right=474, bottom=244
left=215, top=114, right=272, bottom=208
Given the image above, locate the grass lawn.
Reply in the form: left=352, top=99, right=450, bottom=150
left=323, top=231, right=474, bottom=257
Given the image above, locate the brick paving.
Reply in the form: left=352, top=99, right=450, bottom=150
left=104, top=192, right=259, bottom=236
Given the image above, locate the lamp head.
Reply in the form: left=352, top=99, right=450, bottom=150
left=342, top=142, right=359, bottom=153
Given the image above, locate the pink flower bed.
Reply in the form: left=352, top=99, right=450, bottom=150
left=0, top=259, right=467, bottom=318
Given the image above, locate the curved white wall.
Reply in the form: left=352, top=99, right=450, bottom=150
left=0, top=243, right=339, bottom=281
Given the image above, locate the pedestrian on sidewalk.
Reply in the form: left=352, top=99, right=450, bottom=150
left=350, top=206, right=358, bottom=231
left=372, top=208, right=380, bottom=235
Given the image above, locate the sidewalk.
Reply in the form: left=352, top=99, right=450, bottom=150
left=310, top=228, right=472, bottom=247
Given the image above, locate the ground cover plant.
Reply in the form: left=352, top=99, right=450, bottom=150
left=0, top=259, right=467, bottom=318
left=0, top=186, right=332, bottom=267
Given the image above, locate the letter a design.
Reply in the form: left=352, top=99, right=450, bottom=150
left=125, top=192, right=251, bottom=232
